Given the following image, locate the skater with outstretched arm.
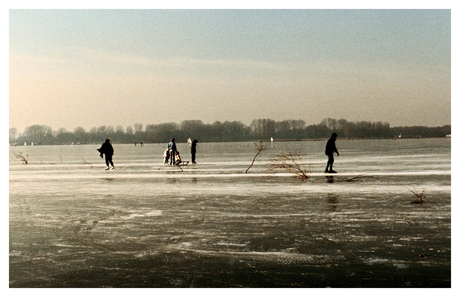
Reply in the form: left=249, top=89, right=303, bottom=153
left=98, top=138, right=115, bottom=170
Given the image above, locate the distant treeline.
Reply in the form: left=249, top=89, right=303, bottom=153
left=9, top=118, right=451, bottom=145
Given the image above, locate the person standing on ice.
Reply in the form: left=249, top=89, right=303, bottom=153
left=325, top=133, right=339, bottom=173
left=98, top=138, right=115, bottom=170
left=191, top=139, right=198, bottom=164
left=168, top=138, right=177, bottom=165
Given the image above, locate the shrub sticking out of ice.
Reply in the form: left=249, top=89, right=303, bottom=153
left=267, top=150, right=311, bottom=179
left=409, top=188, right=426, bottom=204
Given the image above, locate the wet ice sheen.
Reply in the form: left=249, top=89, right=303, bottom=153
left=9, top=139, right=451, bottom=287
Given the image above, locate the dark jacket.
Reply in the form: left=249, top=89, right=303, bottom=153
left=191, top=140, right=198, bottom=153
left=168, top=141, right=177, bottom=152
left=99, top=142, right=114, bottom=156
left=325, top=138, right=338, bottom=156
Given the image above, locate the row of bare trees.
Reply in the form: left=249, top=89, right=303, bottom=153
left=10, top=118, right=451, bottom=145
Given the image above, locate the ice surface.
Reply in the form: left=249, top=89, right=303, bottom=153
left=9, top=139, right=451, bottom=287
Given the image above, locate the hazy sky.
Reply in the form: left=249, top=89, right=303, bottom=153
left=9, top=8, right=451, bottom=132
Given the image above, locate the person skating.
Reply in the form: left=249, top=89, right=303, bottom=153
left=168, top=138, right=177, bottom=165
left=191, top=139, right=198, bottom=164
left=98, top=138, right=115, bottom=170
left=325, top=133, right=339, bottom=173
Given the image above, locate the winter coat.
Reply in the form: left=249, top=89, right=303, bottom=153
left=325, top=138, right=338, bottom=156
left=99, top=142, right=114, bottom=156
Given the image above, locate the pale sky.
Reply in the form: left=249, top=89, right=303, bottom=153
left=8, top=6, right=452, bottom=133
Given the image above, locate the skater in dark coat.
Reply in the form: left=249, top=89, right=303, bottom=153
left=191, top=139, right=198, bottom=164
left=325, top=133, right=339, bottom=173
left=98, top=138, right=115, bottom=170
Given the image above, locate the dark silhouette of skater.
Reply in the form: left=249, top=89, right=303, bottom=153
left=98, top=138, right=115, bottom=170
left=168, top=138, right=177, bottom=165
left=191, top=139, right=198, bottom=164
left=325, top=133, right=339, bottom=173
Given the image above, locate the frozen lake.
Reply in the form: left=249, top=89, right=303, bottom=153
left=9, top=138, right=451, bottom=287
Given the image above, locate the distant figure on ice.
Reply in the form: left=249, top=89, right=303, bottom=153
left=191, top=139, right=198, bottom=164
left=325, top=133, right=339, bottom=173
left=98, top=138, right=115, bottom=170
left=168, top=138, right=177, bottom=165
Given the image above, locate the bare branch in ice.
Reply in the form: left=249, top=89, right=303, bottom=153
left=267, top=149, right=311, bottom=179
left=81, top=158, right=93, bottom=168
left=409, top=187, right=426, bottom=204
left=245, top=140, right=269, bottom=173
left=11, top=151, right=28, bottom=164
left=345, top=175, right=379, bottom=182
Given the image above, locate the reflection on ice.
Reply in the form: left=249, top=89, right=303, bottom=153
left=9, top=139, right=451, bottom=287
left=121, top=210, right=163, bottom=220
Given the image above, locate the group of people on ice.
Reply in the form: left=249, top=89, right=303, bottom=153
left=97, top=137, right=199, bottom=170
left=98, top=133, right=340, bottom=172
left=162, top=138, right=198, bottom=166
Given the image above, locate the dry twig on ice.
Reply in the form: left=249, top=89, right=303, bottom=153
left=245, top=140, right=269, bottom=173
left=12, top=151, right=28, bottom=164
left=345, top=174, right=379, bottom=182
left=267, top=150, right=311, bottom=179
left=408, top=188, right=426, bottom=204
left=81, top=158, right=93, bottom=168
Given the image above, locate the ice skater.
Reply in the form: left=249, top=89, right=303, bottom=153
left=191, top=139, right=198, bottom=164
left=325, top=133, right=339, bottom=173
left=98, top=138, right=115, bottom=170
left=168, top=138, right=177, bottom=165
